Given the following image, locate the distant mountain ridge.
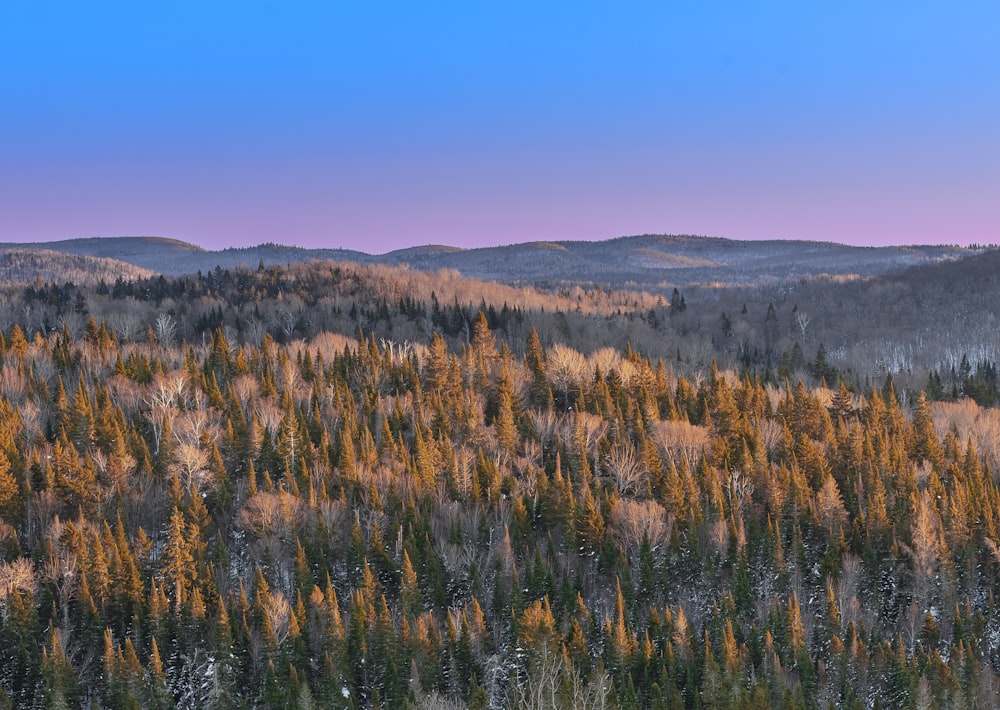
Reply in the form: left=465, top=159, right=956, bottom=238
left=0, top=234, right=980, bottom=288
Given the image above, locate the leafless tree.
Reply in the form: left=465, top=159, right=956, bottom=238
left=231, top=375, right=260, bottom=414
left=311, top=330, right=356, bottom=361
left=975, top=665, right=1000, bottom=710
left=255, top=400, right=284, bottom=438
left=17, top=400, right=41, bottom=446
left=414, top=693, right=464, bottom=710
left=56, top=312, right=83, bottom=340
left=145, top=404, right=178, bottom=455
left=603, top=442, right=647, bottom=497
left=316, top=497, right=347, bottom=534
left=0, top=557, right=37, bottom=599
left=529, top=409, right=563, bottom=446
left=651, top=420, right=710, bottom=470
left=172, top=442, right=212, bottom=493
left=610, top=499, right=673, bottom=555
left=278, top=354, right=302, bottom=398
left=380, top=337, right=414, bottom=365
left=240, top=491, right=306, bottom=541
left=0, top=363, right=26, bottom=401
left=174, top=407, right=221, bottom=448
left=154, top=312, right=177, bottom=347
left=108, top=312, right=142, bottom=342
left=795, top=311, right=811, bottom=342
left=546, top=343, right=587, bottom=404
left=836, top=553, right=865, bottom=630
left=42, top=545, right=78, bottom=627
left=509, top=644, right=610, bottom=710
left=614, top=358, right=642, bottom=390
left=92, top=448, right=137, bottom=498
left=725, top=469, right=754, bottom=519
left=147, top=370, right=189, bottom=410
left=450, top=446, right=476, bottom=500
left=245, top=319, right=267, bottom=347
left=757, top=418, right=784, bottom=457
left=263, top=590, right=292, bottom=645
left=105, top=373, right=144, bottom=416
left=588, top=347, right=621, bottom=379
left=564, top=412, right=608, bottom=458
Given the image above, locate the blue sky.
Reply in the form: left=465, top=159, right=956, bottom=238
left=1, top=1, right=997, bottom=250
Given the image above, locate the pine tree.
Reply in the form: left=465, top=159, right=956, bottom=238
left=401, top=549, right=423, bottom=618
left=0, top=451, right=19, bottom=520
left=163, top=505, right=196, bottom=614
left=470, top=311, right=496, bottom=386
left=911, top=391, right=944, bottom=467
left=517, top=598, right=559, bottom=659
left=494, top=367, right=519, bottom=458
left=69, top=374, right=95, bottom=450
left=525, top=327, right=549, bottom=406
left=40, top=629, right=82, bottom=709
left=0, top=590, right=41, bottom=706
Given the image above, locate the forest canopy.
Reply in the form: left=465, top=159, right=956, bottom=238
left=0, top=260, right=999, bottom=708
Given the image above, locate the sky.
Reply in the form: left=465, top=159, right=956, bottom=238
left=1, top=1, right=997, bottom=252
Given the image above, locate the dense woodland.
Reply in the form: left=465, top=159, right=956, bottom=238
left=1, top=261, right=1000, bottom=708
left=0, top=250, right=153, bottom=288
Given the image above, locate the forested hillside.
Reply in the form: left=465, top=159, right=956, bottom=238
left=0, top=249, right=153, bottom=287
left=1, top=261, right=1000, bottom=708
left=0, top=235, right=980, bottom=286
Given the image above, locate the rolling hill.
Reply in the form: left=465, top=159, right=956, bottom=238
left=0, top=247, right=154, bottom=285
left=0, top=234, right=980, bottom=289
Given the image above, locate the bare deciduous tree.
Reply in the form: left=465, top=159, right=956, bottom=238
left=240, top=491, right=306, bottom=541
left=0, top=557, right=36, bottom=599
left=244, top=319, right=267, bottom=347
left=105, top=374, right=143, bottom=417
left=651, top=420, right=710, bottom=470
left=0, top=363, right=26, bottom=400
left=17, top=400, right=41, bottom=446
left=172, top=442, right=211, bottom=493
left=263, top=590, right=292, bottom=645
left=726, top=469, right=754, bottom=519
left=255, top=400, right=284, bottom=438
left=588, top=347, right=621, bottom=379
left=108, top=312, right=142, bottom=342
left=546, top=343, right=587, bottom=405
left=42, top=543, right=78, bottom=627
left=615, top=358, right=642, bottom=390
left=529, top=409, right=562, bottom=446
left=414, top=693, right=465, bottom=710
left=147, top=370, right=188, bottom=409
left=795, top=311, right=811, bottom=342
left=610, top=499, right=673, bottom=555
left=145, top=404, right=178, bottom=455
left=836, top=553, right=866, bottom=630
left=174, top=407, right=221, bottom=449
left=154, top=312, right=177, bottom=346
left=603, top=442, right=647, bottom=497
left=509, top=644, right=610, bottom=710
left=564, top=412, right=608, bottom=458
left=230, top=374, right=259, bottom=414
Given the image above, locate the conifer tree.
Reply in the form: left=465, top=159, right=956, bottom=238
left=0, top=452, right=19, bottom=521
left=163, top=505, right=196, bottom=614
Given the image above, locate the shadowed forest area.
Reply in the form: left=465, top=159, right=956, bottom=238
left=0, top=256, right=1000, bottom=708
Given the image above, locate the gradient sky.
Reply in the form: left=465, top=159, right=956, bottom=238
left=1, top=1, right=997, bottom=251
